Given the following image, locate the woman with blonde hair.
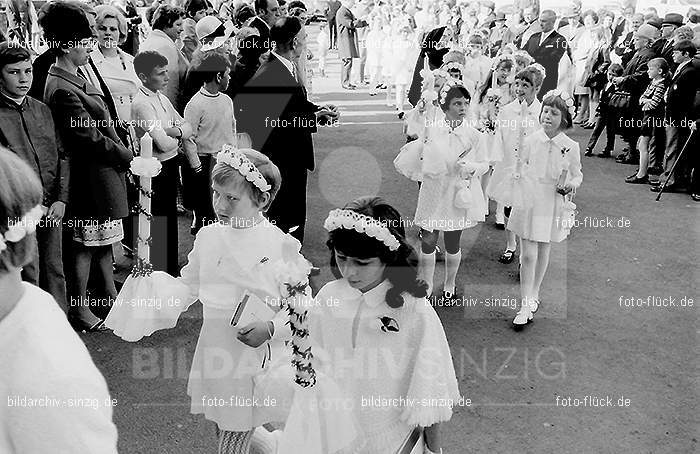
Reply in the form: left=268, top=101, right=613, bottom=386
left=92, top=4, right=141, bottom=123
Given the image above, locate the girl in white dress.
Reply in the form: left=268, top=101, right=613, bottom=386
left=105, top=147, right=307, bottom=454
left=391, top=25, right=417, bottom=112
left=313, top=196, right=460, bottom=454
left=365, top=14, right=385, bottom=95
left=508, top=91, right=582, bottom=328
left=415, top=82, right=490, bottom=299
left=487, top=65, right=544, bottom=264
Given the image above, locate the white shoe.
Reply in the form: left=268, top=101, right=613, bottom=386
left=512, top=307, right=533, bottom=327
left=529, top=298, right=540, bottom=314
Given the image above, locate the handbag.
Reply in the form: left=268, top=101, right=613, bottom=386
left=555, top=189, right=577, bottom=241
left=608, top=90, right=632, bottom=110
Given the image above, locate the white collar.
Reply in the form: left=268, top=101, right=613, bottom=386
left=272, top=51, right=295, bottom=78
left=674, top=59, right=691, bottom=75
left=342, top=278, right=391, bottom=308
left=540, top=29, right=555, bottom=43
left=533, top=128, right=568, bottom=148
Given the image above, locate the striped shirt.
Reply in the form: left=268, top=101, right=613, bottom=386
left=640, top=78, right=667, bottom=113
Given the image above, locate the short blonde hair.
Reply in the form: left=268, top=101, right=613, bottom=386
left=212, top=148, right=281, bottom=212
left=0, top=147, right=42, bottom=274
left=96, top=5, right=128, bottom=44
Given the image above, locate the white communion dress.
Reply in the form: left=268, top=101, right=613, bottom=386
left=414, top=118, right=490, bottom=231
left=507, top=129, right=583, bottom=243
left=309, top=279, right=461, bottom=453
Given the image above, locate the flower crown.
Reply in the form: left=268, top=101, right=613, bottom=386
left=323, top=209, right=400, bottom=251
left=439, top=79, right=465, bottom=105
left=543, top=89, right=576, bottom=118
left=216, top=144, right=271, bottom=193
left=492, top=54, right=515, bottom=71
left=0, top=205, right=43, bottom=253
left=442, top=61, right=464, bottom=73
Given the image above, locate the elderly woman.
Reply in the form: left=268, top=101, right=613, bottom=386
left=92, top=5, right=141, bottom=123
left=43, top=2, right=133, bottom=332
left=140, top=5, right=189, bottom=112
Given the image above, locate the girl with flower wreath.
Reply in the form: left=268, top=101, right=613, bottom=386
left=487, top=64, right=544, bottom=261
left=507, top=90, right=583, bottom=329
left=105, top=146, right=310, bottom=454
left=414, top=81, right=490, bottom=300
left=309, top=196, right=460, bottom=454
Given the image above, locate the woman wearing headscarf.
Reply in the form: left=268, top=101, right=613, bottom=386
left=408, top=25, right=452, bottom=107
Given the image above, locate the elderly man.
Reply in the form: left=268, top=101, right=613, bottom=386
left=653, top=13, right=684, bottom=70
left=250, top=0, right=281, bottom=53
left=614, top=13, right=645, bottom=68
left=522, top=10, right=568, bottom=99
left=336, top=0, right=367, bottom=90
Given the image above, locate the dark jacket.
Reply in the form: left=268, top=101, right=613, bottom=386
left=336, top=5, right=366, bottom=59
left=665, top=59, right=699, bottom=122
left=523, top=30, right=569, bottom=99
left=614, top=31, right=635, bottom=68
left=237, top=53, right=319, bottom=171
left=652, top=38, right=676, bottom=72
left=619, top=46, right=656, bottom=99
left=44, top=64, right=133, bottom=221
left=0, top=95, right=68, bottom=206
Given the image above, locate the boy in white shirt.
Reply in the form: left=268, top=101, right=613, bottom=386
left=183, top=52, right=237, bottom=234
left=132, top=50, right=197, bottom=275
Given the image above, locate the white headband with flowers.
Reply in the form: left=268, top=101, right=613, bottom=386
left=323, top=209, right=400, bottom=251
left=0, top=205, right=43, bottom=253
left=216, top=144, right=271, bottom=193
left=543, top=89, right=576, bottom=118
left=439, top=79, right=466, bottom=105
left=442, top=61, right=464, bottom=73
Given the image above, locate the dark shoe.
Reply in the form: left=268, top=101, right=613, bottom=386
left=584, top=148, right=593, bottom=157
left=625, top=175, right=648, bottom=184
left=615, top=153, right=629, bottom=162
left=598, top=149, right=612, bottom=157
left=618, top=156, right=639, bottom=165
left=498, top=249, right=516, bottom=264
left=342, top=85, right=356, bottom=90
left=582, top=122, right=595, bottom=129
left=495, top=222, right=505, bottom=230
left=650, top=184, right=685, bottom=193
left=692, top=194, right=700, bottom=201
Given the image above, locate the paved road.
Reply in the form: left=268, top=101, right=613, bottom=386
left=92, top=25, right=699, bottom=453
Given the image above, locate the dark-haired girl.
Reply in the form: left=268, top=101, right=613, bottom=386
left=310, top=196, right=460, bottom=454
left=508, top=90, right=583, bottom=328
left=414, top=82, right=489, bottom=299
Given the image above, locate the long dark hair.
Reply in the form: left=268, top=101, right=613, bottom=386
left=326, top=197, right=428, bottom=308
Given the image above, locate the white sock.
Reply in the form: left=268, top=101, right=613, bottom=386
left=496, top=203, right=505, bottom=224
left=250, top=427, right=278, bottom=454
left=444, top=250, right=462, bottom=294
left=419, top=251, right=436, bottom=294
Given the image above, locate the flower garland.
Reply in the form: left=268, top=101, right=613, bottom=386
left=0, top=205, right=43, bottom=253
left=542, top=89, right=576, bottom=119
left=273, top=258, right=316, bottom=388
left=217, top=144, right=271, bottom=193
left=323, top=209, right=401, bottom=251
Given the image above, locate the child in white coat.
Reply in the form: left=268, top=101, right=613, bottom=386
left=508, top=90, right=583, bottom=329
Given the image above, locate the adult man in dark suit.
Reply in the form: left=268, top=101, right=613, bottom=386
left=238, top=17, right=338, bottom=243
left=251, top=0, right=281, bottom=53
left=522, top=10, right=568, bottom=100
left=651, top=40, right=699, bottom=193
left=652, top=13, right=683, bottom=71
left=325, top=0, right=341, bottom=49
left=611, top=5, right=635, bottom=49
left=336, top=0, right=367, bottom=90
